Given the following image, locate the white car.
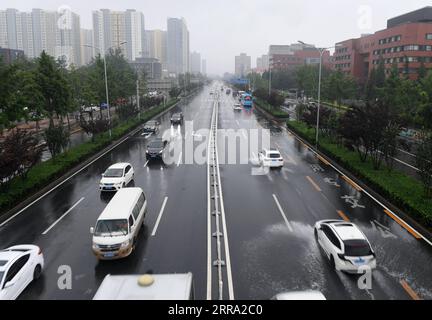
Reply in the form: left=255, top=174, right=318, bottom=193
left=258, top=148, right=284, bottom=168
left=100, top=163, right=134, bottom=192
left=314, top=220, right=376, bottom=274
left=0, top=245, right=44, bottom=300
left=233, top=104, right=242, bottom=111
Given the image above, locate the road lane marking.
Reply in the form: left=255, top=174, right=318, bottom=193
left=392, top=157, right=420, bottom=172
left=42, top=197, right=85, bottom=235
left=337, top=210, right=350, bottom=222
left=400, top=280, right=421, bottom=300
left=144, top=160, right=149, bottom=168
left=341, top=175, right=363, bottom=192
left=272, top=194, right=294, bottom=232
left=236, top=120, right=240, bottom=126
left=306, top=176, right=322, bottom=192
left=151, top=197, right=168, bottom=236
left=177, top=152, right=183, bottom=167
left=384, top=209, right=422, bottom=239
left=242, top=130, right=247, bottom=140
left=397, top=148, right=417, bottom=158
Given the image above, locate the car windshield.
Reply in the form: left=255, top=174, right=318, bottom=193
left=145, top=121, right=157, bottom=127
left=148, top=140, right=164, bottom=148
left=172, top=114, right=181, bottom=119
left=344, top=239, right=373, bottom=257
left=269, top=153, right=281, bottom=159
left=104, top=168, right=124, bottom=178
left=0, top=271, right=4, bottom=285
left=95, top=219, right=128, bottom=237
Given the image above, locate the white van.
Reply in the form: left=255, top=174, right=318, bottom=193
left=90, top=188, right=147, bottom=260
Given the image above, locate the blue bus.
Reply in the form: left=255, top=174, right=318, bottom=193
left=241, top=93, right=253, bottom=107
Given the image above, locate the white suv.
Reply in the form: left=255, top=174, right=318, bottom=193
left=314, top=220, right=376, bottom=273
left=100, top=163, right=134, bottom=192
left=259, top=148, right=284, bottom=168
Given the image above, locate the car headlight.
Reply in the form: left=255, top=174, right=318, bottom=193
left=146, top=150, right=149, bottom=153
left=121, top=240, right=131, bottom=248
left=92, top=243, right=99, bottom=250
left=159, top=150, right=163, bottom=154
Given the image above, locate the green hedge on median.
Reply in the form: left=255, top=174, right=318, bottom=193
left=287, top=120, right=432, bottom=229
left=254, top=98, right=290, bottom=118
left=0, top=99, right=179, bottom=215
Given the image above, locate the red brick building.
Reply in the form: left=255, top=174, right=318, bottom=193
left=333, top=7, right=432, bottom=82
left=269, top=44, right=331, bottom=71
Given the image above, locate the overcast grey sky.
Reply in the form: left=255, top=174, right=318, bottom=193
left=2, top=0, right=431, bottom=75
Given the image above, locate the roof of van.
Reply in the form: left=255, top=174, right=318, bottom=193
left=99, top=188, right=143, bottom=220
left=93, top=273, right=193, bottom=300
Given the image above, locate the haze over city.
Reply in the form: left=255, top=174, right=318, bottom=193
left=1, top=0, right=432, bottom=75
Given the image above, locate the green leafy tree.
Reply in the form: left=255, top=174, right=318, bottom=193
left=44, top=125, right=70, bottom=158
left=416, top=134, right=432, bottom=197
left=36, top=51, right=71, bottom=127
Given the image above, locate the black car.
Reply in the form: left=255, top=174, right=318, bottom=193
left=171, top=113, right=184, bottom=125
left=146, top=138, right=168, bottom=160
left=143, top=120, right=160, bottom=134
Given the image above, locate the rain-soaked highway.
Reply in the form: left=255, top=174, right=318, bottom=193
left=0, top=82, right=432, bottom=300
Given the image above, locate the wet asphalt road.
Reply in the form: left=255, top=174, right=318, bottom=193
left=0, top=83, right=432, bottom=300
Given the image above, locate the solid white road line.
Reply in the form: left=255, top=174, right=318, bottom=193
left=242, top=130, right=248, bottom=140
left=215, top=120, right=235, bottom=300
left=144, top=160, right=149, bottom=168
left=392, top=157, right=420, bottom=172
left=177, top=152, right=183, bottom=167
left=236, top=120, right=240, bottom=126
left=42, top=197, right=85, bottom=235
left=397, top=148, right=417, bottom=158
left=151, top=197, right=168, bottom=236
left=272, top=194, right=294, bottom=232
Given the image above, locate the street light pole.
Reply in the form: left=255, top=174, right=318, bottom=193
left=102, top=55, right=112, bottom=138
left=298, top=41, right=339, bottom=147
left=82, top=42, right=127, bottom=139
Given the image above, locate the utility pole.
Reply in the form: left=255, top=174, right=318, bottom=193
left=137, top=79, right=140, bottom=120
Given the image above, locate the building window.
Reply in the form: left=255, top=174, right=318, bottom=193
left=426, top=34, right=432, bottom=40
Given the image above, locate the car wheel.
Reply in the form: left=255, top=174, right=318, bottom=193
left=330, top=255, right=336, bottom=270
left=33, top=264, right=42, bottom=280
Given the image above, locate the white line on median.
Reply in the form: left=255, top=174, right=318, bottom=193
left=151, top=197, right=168, bottom=236
left=272, top=194, right=293, bottom=232
left=177, top=152, right=183, bottom=167
left=42, top=197, right=85, bottom=235
left=392, top=157, right=420, bottom=172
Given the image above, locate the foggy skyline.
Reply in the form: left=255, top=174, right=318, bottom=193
left=1, top=0, right=431, bottom=75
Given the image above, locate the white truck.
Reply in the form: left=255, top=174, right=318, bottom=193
left=93, top=273, right=194, bottom=300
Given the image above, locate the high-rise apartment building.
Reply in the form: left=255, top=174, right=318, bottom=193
left=167, top=17, right=189, bottom=75
left=0, top=8, right=81, bottom=65
left=190, top=51, right=201, bottom=74
left=202, top=59, right=207, bottom=76
left=92, top=9, right=145, bottom=61
left=145, top=29, right=167, bottom=69
left=80, top=28, right=93, bottom=65
left=235, top=53, right=251, bottom=77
